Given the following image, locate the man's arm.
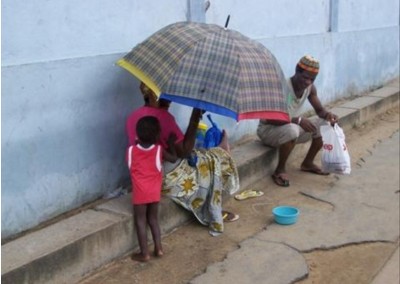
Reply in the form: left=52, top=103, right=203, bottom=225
left=308, top=85, right=338, bottom=124
left=308, top=85, right=327, bottom=117
left=295, top=85, right=338, bottom=132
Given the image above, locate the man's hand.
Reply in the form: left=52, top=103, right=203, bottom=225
left=299, top=117, right=317, bottom=132
left=325, top=112, right=339, bottom=125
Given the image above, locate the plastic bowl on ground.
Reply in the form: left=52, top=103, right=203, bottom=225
left=272, top=206, right=299, bottom=225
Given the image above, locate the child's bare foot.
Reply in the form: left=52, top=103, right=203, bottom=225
left=131, top=252, right=150, bottom=262
left=154, top=249, right=164, bottom=257
left=218, top=130, right=231, bottom=153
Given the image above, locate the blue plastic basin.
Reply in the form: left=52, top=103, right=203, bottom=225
left=272, top=206, right=299, bottom=225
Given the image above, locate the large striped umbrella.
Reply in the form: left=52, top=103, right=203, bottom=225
left=117, top=21, right=290, bottom=122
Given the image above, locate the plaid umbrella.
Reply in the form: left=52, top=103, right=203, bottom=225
left=117, top=21, right=290, bottom=122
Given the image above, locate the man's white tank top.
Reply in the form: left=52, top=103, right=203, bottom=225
left=287, top=78, right=312, bottom=118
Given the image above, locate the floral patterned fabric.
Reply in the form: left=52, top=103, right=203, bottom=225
left=162, top=147, right=240, bottom=234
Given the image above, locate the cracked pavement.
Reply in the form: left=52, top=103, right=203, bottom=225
left=79, top=110, right=399, bottom=284
left=190, top=131, right=399, bottom=284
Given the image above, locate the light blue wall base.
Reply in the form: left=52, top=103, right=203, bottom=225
left=1, top=55, right=138, bottom=237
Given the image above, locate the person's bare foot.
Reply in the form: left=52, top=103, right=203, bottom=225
left=131, top=252, right=150, bottom=262
left=300, top=163, right=329, bottom=175
left=154, top=249, right=164, bottom=257
left=218, top=130, right=230, bottom=152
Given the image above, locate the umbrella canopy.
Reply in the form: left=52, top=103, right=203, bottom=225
left=117, top=21, right=290, bottom=122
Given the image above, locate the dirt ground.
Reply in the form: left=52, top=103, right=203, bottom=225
left=79, top=107, right=399, bottom=284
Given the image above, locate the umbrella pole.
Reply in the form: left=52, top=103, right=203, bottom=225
left=224, top=15, right=230, bottom=29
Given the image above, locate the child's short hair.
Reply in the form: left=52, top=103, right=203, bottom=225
left=136, top=116, right=160, bottom=144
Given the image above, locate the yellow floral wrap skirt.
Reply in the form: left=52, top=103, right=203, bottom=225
left=162, top=147, right=240, bottom=234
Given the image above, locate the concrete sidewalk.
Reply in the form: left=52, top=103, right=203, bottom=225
left=190, top=129, right=400, bottom=284
left=1, top=79, right=399, bottom=284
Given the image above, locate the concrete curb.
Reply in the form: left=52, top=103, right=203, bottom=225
left=1, top=79, right=399, bottom=284
left=372, top=246, right=400, bottom=284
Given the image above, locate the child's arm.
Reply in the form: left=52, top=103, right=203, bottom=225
left=163, top=133, right=178, bottom=163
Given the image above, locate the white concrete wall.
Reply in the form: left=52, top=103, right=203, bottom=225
left=202, top=0, right=399, bottom=142
left=2, top=0, right=187, bottom=65
left=2, top=0, right=399, bottom=239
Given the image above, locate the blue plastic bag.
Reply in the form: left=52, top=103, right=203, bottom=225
left=203, top=114, right=223, bottom=149
left=187, top=152, right=198, bottom=167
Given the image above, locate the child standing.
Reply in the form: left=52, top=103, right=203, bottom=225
left=127, top=116, right=177, bottom=262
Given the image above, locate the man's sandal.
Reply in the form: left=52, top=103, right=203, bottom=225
left=272, top=173, right=290, bottom=187
left=234, top=189, right=264, bottom=201
left=300, top=166, right=330, bottom=175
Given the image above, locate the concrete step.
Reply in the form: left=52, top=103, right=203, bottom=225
left=1, top=79, right=399, bottom=284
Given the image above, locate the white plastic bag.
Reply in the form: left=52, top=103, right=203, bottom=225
left=320, top=123, right=351, bottom=175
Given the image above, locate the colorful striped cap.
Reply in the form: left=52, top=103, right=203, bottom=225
left=297, top=55, right=319, bottom=73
